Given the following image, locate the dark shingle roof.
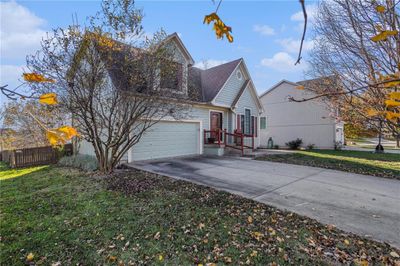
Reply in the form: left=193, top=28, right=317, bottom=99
left=200, top=59, right=242, bottom=102
left=90, top=34, right=242, bottom=103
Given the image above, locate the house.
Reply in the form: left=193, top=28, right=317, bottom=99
left=258, top=79, right=344, bottom=149
left=78, top=33, right=263, bottom=162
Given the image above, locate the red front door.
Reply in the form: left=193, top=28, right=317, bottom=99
left=210, top=112, right=222, bottom=139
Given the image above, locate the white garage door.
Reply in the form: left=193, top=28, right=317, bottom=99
left=129, top=121, right=200, bottom=162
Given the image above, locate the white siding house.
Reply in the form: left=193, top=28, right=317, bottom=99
left=78, top=33, right=263, bottom=162
left=259, top=80, right=344, bottom=149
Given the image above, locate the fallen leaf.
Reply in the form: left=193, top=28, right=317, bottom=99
left=198, top=223, right=205, bottom=229
left=154, top=231, right=160, bottom=240
left=247, top=216, right=253, bottom=223
left=390, top=251, right=400, bottom=258
left=27, top=252, right=34, bottom=261
left=250, top=250, right=258, bottom=257
left=344, top=239, right=350, bottom=245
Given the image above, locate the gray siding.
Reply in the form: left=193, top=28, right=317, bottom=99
left=214, top=68, right=245, bottom=106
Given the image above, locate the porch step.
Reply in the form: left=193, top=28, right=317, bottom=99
left=224, top=147, right=268, bottom=158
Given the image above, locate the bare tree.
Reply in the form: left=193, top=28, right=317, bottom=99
left=303, top=0, right=400, bottom=147
left=26, top=0, right=191, bottom=173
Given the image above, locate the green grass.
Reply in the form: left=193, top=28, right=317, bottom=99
left=0, top=163, right=399, bottom=265
left=257, top=150, right=400, bottom=179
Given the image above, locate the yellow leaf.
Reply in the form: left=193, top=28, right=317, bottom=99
left=158, top=254, right=164, bottom=261
left=107, top=255, right=117, bottom=262
left=389, top=91, right=400, bottom=100
left=46, top=126, right=78, bottom=146
left=386, top=111, right=400, bottom=121
left=250, top=250, right=258, bottom=257
left=26, top=252, right=34, bottom=261
left=296, top=85, right=305, bottom=90
left=371, top=30, right=398, bottom=42
left=224, top=256, right=232, bottom=263
left=344, top=239, right=350, bottom=245
left=247, top=216, right=253, bottom=223
left=385, top=99, right=400, bottom=107
left=367, top=109, right=380, bottom=117
left=204, top=12, right=234, bottom=43
left=383, top=80, right=400, bottom=88
left=375, top=5, right=385, bottom=13
left=57, top=126, right=78, bottom=139
left=39, top=93, right=58, bottom=105
left=23, top=73, right=55, bottom=83
left=47, top=130, right=65, bottom=146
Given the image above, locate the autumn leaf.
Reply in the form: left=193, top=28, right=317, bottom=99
left=375, top=5, right=385, bottom=13
left=247, top=216, right=253, bottom=223
left=389, top=91, right=400, bottom=100
left=26, top=252, right=34, bottom=261
left=296, top=85, right=305, bottom=90
left=57, top=126, right=78, bottom=139
left=385, top=99, right=400, bottom=107
left=158, top=254, right=164, bottom=261
left=154, top=231, right=160, bottom=240
left=23, top=73, right=55, bottom=83
left=386, top=111, right=400, bottom=120
left=203, top=12, right=234, bottom=43
left=46, top=126, right=78, bottom=146
left=250, top=250, right=258, bottom=257
left=39, top=93, right=58, bottom=105
left=371, top=30, right=399, bottom=42
left=366, top=109, right=380, bottom=117
left=344, top=239, right=350, bottom=245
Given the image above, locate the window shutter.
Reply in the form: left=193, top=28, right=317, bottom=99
left=241, top=115, right=245, bottom=133
left=251, top=116, right=255, bottom=136
left=236, top=114, right=241, bottom=130
left=255, top=117, right=258, bottom=137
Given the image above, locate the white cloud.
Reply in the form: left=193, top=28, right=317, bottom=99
left=277, top=38, right=315, bottom=54
left=260, top=52, right=308, bottom=72
left=194, top=59, right=228, bottom=70
left=253, top=24, right=275, bottom=36
left=0, top=64, right=26, bottom=103
left=0, top=1, right=47, bottom=61
left=291, top=4, right=318, bottom=23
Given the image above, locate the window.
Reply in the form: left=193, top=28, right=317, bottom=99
left=244, top=109, right=251, bottom=134
left=160, top=62, right=183, bottom=90
left=260, top=117, right=267, bottom=130
left=240, top=115, right=244, bottom=132
left=236, top=70, right=242, bottom=80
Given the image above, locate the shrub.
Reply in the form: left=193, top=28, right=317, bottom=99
left=306, top=144, right=315, bottom=150
left=58, top=154, right=98, bottom=171
left=286, top=138, right=303, bottom=150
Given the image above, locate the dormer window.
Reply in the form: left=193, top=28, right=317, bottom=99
left=160, top=62, right=183, bottom=91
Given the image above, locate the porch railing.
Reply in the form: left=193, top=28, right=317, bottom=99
left=203, top=129, right=254, bottom=156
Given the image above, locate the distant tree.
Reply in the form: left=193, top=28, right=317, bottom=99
left=303, top=0, right=399, bottom=147
left=1, top=100, right=67, bottom=149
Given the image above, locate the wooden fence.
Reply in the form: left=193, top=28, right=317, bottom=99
left=1, top=144, right=73, bottom=168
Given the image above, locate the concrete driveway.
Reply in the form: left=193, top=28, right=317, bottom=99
left=130, top=156, right=400, bottom=248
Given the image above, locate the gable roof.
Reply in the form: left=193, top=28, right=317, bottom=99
left=259, top=79, right=299, bottom=98
left=200, top=58, right=242, bottom=102
left=162, top=33, right=195, bottom=66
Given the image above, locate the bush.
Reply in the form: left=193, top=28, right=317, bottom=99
left=58, top=154, right=98, bottom=171
left=286, top=138, right=303, bottom=150
left=306, top=144, right=315, bottom=150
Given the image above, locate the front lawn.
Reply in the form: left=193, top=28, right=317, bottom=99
left=257, top=150, right=400, bottom=179
left=1, top=163, right=399, bottom=265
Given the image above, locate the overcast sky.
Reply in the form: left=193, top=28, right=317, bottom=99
left=0, top=0, right=318, bottom=104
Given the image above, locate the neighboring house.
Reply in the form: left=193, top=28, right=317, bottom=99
left=78, top=33, right=263, bottom=162
left=259, top=79, right=344, bottom=149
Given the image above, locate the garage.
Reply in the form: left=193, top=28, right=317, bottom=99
left=129, top=121, right=201, bottom=162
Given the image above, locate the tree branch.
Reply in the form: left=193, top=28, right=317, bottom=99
left=295, top=0, right=307, bottom=65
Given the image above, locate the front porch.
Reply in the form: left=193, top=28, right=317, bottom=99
left=203, top=129, right=256, bottom=157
